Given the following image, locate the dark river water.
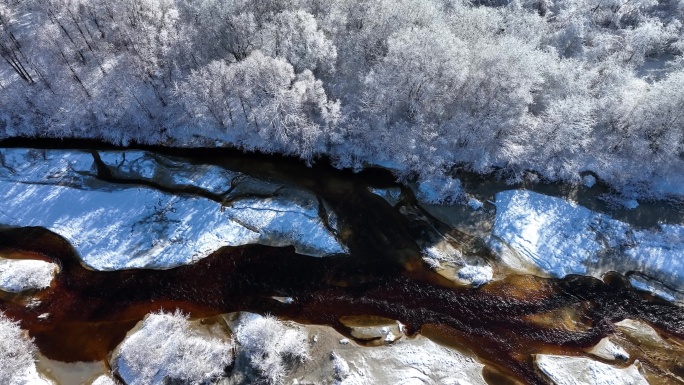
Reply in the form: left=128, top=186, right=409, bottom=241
left=0, top=140, right=683, bottom=384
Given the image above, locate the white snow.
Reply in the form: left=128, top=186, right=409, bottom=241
left=490, top=190, right=605, bottom=277
left=457, top=264, right=494, bottom=287
left=91, top=375, right=118, bottom=385
left=0, top=149, right=346, bottom=270
left=0, top=313, right=53, bottom=385
left=341, top=317, right=403, bottom=342
left=535, top=355, right=648, bottom=385
left=225, top=197, right=346, bottom=257
left=0, top=149, right=95, bottom=187
left=98, top=151, right=239, bottom=195
left=490, top=190, right=684, bottom=297
left=588, top=338, right=629, bottom=361
left=0, top=181, right=246, bottom=270
left=112, top=311, right=232, bottom=385
left=191, top=314, right=487, bottom=385
left=615, top=319, right=665, bottom=346
left=623, top=224, right=684, bottom=290
left=423, top=243, right=463, bottom=268
left=332, top=335, right=487, bottom=385
left=0, top=257, right=58, bottom=293
left=271, top=296, right=294, bottom=304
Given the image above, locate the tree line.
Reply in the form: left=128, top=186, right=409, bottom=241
left=1, top=0, right=683, bottom=201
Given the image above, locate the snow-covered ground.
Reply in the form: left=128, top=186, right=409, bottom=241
left=329, top=336, right=487, bottom=385
left=0, top=149, right=96, bottom=188
left=98, top=151, right=240, bottom=195
left=490, top=190, right=684, bottom=301
left=226, top=312, right=487, bottom=385
left=0, top=149, right=346, bottom=270
left=536, top=355, right=648, bottom=385
left=3, top=308, right=667, bottom=385
left=0, top=257, right=58, bottom=293
left=105, top=311, right=491, bottom=385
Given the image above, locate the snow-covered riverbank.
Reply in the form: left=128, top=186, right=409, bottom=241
left=0, top=149, right=346, bottom=270
left=1, top=147, right=682, bottom=385
left=489, top=190, right=684, bottom=302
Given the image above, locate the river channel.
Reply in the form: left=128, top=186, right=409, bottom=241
left=1, top=141, right=683, bottom=384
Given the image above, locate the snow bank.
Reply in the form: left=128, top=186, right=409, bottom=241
left=0, top=257, right=58, bottom=293
left=490, top=190, right=608, bottom=277
left=0, top=181, right=248, bottom=270
left=628, top=274, right=679, bottom=303
left=0, top=149, right=95, bottom=187
left=112, top=311, right=232, bottom=385
left=491, top=190, right=684, bottom=297
left=535, top=355, right=648, bottom=385
left=115, top=313, right=487, bottom=385
left=98, top=151, right=239, bottom=195
left=331, top=335, right=487, bottom=385
left=624, top=224, right=684, bottom=289
left=0, top=313, right=53, bottom=385
left=225, top=197, right=345, bottom=257
left=0, top=149, right=346, bottom=270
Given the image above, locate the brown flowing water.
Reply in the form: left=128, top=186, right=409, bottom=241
left=0, top=140, right=683, bottom=384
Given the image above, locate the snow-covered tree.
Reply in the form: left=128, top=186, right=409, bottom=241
left=0, top=5, right=35, bottom=84
left=261, top=9, right=337, bottom=74
left=180, top=51, right=338, bottom=158
left=0, top=313, right=52, bottom=385
left=113, top=311, right=233, bottom=385
left=1, top=0, right=684, bottom=201
left=363, top=26, right=469, bottom=126
left=235, top=314, right=310, bottom=385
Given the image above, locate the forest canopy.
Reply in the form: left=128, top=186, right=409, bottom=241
left=1, top=0, right=683, bottom=201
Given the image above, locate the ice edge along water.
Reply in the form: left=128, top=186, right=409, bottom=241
left=0, top=149, right=347, bottom=270
left=535, top=355, right=648, bottom=385
left=491, top=189, right=684, bottom=302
